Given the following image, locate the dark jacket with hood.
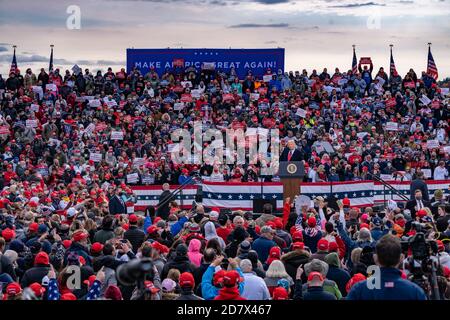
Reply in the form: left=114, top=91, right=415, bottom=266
left=124, top=225, right=145, bottom=253
left=281, top=249, right=311, bottom=282
left=161, top=254, right=196, bottom=280
left=324, top=253, right=351, bottom=297
left=176, top=287, right=204, bottom=300
left=20, top=263, right=50, bottom=288
left=64, top=242, right=93, bottom=266
left=93, top=228, right=115, bottom=244
left=311, top=250, right=328, bottom=262
left=303, top=286, right=337, bottom=300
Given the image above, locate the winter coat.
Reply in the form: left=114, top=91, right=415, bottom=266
left=325, top=252, right=351, bottom=297
left=124, top=226, right=145, bottom=253
left=302, top=228, right=323, bottom=253
left=20, top=264, right=50, bottom=288
left=303, top=286, right=337, bottom=300
left=161, top=255, right=196, bottom=280
left=301, top=277, right=342, bottom=299
left=64, top=242, right=92, bottom=266
left=311, top=251, right=328, bottom=262
left=187, top=239, right=203, bottom=267
left=204, top=221, right=226, bottom=250
left=252, top=236, right=276, bottom=263
left=214, top=286, right=246, bottom=300
left=347, top=267, right=427, bottom=300
left=280, top=250, right=311, bottom=282
left=0, top=253, right=17, bottom=281
left=176, top=287, right=204, bottom=300
left=93, top=228, right=115, bottom=244
left=92, top=255, right=124, bottom=293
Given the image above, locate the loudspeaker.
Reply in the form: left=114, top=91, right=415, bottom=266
left=252, top=199, right=277, bottom=214
left=195, top=186, right=203, bottom=202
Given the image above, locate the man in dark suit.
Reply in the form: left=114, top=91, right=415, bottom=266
left=157, top=183, right=173, bottom=220
left=406, top=189, right=431, bottom=220
left=409, top=172, right=429, bottom=201
left=108, top=187, right=127, bottom=215
left=280, top=139, right=304, bottom=162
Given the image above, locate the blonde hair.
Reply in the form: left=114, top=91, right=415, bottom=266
left=351, top=248, right=363, bottom=264
left=84, top=218, right=97, bottom=232
left=114, top=227, right=124, bottom=238
left=167, top=269, right=180, bottom=282
left=266, top=260, right=289, bottom=278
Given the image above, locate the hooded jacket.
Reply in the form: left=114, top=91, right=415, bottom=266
left=20, top=263, right=50, bottom=288
left=187, top=239, right=203, bottom=267
left=93, top=228, right=115, bottom=244
left=281, top=249, right=311, bottom=282
left=161, top=254, right=196, bottom=280
left=64, top=242, right=93, bottom=267
left=204, top=221, right=226, bottom=250
left=214, top=286, right=246, bottom=300
left=325, top=253, right=351, bottom=297
left=303, top=286, right=337, bottom=300
left=92, top=255, right=124, bottom=293
left=176, top=287, right=204, bottom=300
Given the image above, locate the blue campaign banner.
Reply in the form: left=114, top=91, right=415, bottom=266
left=126, top=48, right=285, bottom=78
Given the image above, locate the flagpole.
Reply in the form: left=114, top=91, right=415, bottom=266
left=389, top=44, right=393, bottom=77
left=10, top=45, right=17, bottom=75
left=50, top=44, right=54, bottom=72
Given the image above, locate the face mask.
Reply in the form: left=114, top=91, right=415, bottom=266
left=416, top=196, right=422, bottom=201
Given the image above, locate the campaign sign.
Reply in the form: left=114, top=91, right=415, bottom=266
left=127, top=48, right=285, bottom=78
left=359, top=57, right=372, bottom=65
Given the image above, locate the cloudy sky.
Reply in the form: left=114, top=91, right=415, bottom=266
left=0, top=0, right=449, bottom=78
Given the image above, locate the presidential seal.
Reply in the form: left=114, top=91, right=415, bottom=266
left=287, top=163, right=297, bottom=174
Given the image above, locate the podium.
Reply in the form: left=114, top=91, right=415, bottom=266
left=278, top=161, right=305, bottom=201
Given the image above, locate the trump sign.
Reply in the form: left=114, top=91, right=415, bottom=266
left=127, top=48, right=285, bottom=78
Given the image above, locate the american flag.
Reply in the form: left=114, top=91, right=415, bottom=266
left=129, top=180, right=450, bottom=212
left=301, top=181, right=375, bottom=207
left=202, top=181, right=283, bottom=210
left=131, top=185, right=198, bottom=211
left=352, top=47, right=358, bottom=74
left=390, top=47, right=398, bottom=77
left=427, top=46, right=438, bottom=80
left=299, top=180, right=450, bottom=206
left=9, top=47, right=17, bottom=75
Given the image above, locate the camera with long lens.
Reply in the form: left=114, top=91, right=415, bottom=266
left=400, top=222, right=438, bottom=261
left=400, top=222, right=441, bottom=299
left=116, top=258, right=155, bottom=287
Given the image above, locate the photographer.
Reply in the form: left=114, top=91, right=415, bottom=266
left=347, top=234, right=427, bottom=300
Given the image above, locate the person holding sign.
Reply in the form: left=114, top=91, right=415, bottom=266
left=358, top=58, right=373, bottom=91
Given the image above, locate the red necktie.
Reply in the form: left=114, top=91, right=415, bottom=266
left=288, top=150, right=292, bottom=161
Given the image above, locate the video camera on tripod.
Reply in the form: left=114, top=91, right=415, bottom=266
left=400, top=221, right=441, bottom=299
left=116, top=258, right=156, bottom=299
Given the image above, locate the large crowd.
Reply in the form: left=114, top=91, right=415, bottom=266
left=0, top=61, right=449, bottom=300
